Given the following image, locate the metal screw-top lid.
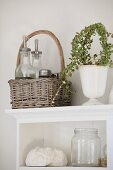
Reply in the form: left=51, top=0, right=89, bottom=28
left=39, top=69, right=52, bottom=77
left=31, top=51, right=42, bottom=55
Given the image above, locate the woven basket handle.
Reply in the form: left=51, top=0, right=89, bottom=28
left=17, top=30, right=65, bottom=71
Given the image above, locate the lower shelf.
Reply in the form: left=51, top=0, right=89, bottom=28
left=19, top=166, right=107, bottom=170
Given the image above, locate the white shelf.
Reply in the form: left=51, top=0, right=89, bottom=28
left=6, top=106, right=111, bottom=170
left=5, top=105, right=113, bottom=123
left=19, top=166, right=107, bottom=170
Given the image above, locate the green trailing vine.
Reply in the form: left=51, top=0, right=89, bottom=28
left=62, top=23, right=113, bottom=78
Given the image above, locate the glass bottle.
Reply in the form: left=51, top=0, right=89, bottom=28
left=31, top=39, right=42, bottom=78
left=15, top=36, right=35, bottom=79
left=71, top=128, right=101, bottom=167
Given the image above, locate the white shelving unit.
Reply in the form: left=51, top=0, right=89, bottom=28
left=19, top=167, right=106, bottom=170
left=5, top=105, right=113, bottom=170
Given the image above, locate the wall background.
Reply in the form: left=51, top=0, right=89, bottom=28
left=0, top=0, right=113, bottom=169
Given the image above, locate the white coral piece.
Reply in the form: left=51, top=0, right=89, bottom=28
left=25, top=146, right=68, bottom=167
left=25, top=147, right=53, bottom=166
left=49, top=149, right=68, bottom=166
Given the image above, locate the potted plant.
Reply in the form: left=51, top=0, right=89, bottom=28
left=63, top=23, right=113, bottom=105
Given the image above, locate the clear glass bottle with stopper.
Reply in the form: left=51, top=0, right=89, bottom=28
left=15, top=36, right=35, bottom=79
left=31, top=39, right=42, bottom=78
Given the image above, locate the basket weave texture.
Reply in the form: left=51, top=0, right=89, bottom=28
left=8, top=30, right=72, bottom=109
left=9, top=78, right=71, bottom=108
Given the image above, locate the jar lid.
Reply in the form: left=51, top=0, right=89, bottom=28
left=39, top=69, right=52, bottom=77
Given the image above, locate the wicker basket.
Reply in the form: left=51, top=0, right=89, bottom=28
left=9, top=30, right=71, bottom=109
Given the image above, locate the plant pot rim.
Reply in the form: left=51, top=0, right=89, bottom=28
left=79, top=65, right=109, bottom=68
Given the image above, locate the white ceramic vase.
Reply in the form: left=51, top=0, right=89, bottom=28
left=108, top=85, right=113, bottom=104
left=79, top=65, right=108, bottom=105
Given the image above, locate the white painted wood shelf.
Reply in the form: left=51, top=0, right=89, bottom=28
left=19, top=166, right=107, bottom=170
left=6, top=105, right=113, bottom=170
left=5, top=104, right=113, bottom=123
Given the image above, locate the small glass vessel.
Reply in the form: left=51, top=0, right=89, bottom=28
left=15, top=36, right=35, bottom=79
left=71, top=128, right=101, bottom=167
left=31, top=39, right=42, bottom=78
left=101, top=144, right=107, bottom=167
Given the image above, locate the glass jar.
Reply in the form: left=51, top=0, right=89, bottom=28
left=15, top=48, right=35, bottom=79
left=71, top=128, right=101, bottom=167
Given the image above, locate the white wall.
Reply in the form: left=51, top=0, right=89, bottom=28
left=0, top=0, right=113, bottom=169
